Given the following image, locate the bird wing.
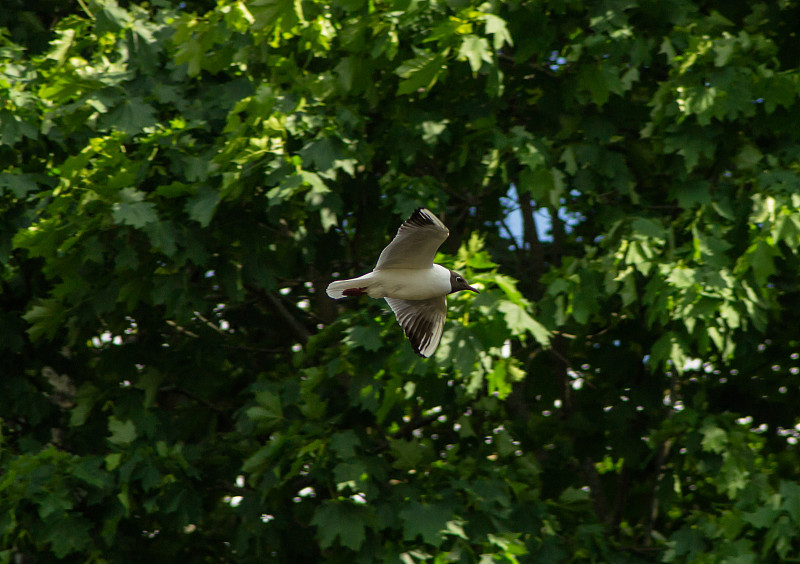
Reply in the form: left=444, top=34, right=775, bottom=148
left=374, top=208, right=449, bottom=270
left=385, top=296, right=447, bottom=358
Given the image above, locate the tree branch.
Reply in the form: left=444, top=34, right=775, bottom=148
left=248, top=286, right=312, bottom=344
left=518, top=195, right=546, bottom=295
left=550, top=205, right=564, bottom=268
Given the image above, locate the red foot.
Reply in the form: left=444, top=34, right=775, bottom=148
left=343, top=287, right=368, bottom=296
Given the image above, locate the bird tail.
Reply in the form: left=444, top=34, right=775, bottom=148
left=326, top=273, right=375, bottom=299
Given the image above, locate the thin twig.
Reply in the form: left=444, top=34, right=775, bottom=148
left=165, top=319, right=199, bottom=339
left=194, top=311, right=228, bottom=336
left=247, top=285, right=312, bottom=344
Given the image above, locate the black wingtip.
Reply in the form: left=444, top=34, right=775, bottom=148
left=406, top=208, right=435, bottom=228
left=403, top=314, right=435, bottom=358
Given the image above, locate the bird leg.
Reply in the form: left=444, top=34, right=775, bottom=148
left=343, top=287, right=368, bottom=296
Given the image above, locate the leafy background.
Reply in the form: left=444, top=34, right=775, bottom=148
left=2, top=0, right=800, bottom=561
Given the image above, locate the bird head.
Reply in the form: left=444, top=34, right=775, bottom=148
left=448, top=270, right=480, bottom=294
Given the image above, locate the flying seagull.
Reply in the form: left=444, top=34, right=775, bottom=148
left=327, top=208, right=479, bottom=357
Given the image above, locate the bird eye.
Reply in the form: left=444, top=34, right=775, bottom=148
left=457, top=276, right=463, bottom=282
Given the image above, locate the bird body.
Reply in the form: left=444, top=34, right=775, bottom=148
left=326, top=208, right=478, bottom=357
left=326, top=264, right=452, bottom=301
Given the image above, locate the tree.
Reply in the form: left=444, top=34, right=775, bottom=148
left=2, top=0, right=800, bottom=560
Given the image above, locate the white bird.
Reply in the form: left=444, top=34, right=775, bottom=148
left=327, top=208, right=479, bottom=357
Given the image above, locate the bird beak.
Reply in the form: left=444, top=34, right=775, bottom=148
left=466, top=285, right=480, bottom=294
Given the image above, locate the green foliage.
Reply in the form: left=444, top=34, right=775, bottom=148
left=2, top=0, right=800, bottom=561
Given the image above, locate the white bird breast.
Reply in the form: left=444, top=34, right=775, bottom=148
left=367, top=264, right=451, bottom=300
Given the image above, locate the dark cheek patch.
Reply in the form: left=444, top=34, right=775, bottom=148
left=343, top=287, right=368, bottom=296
